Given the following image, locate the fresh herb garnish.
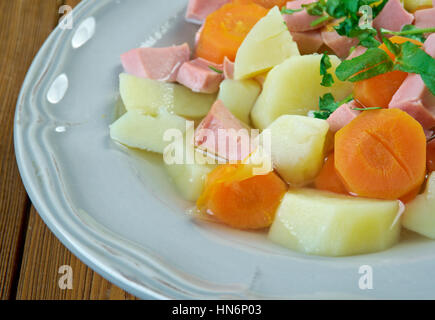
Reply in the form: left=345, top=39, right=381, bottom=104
left=381, top=26, right=435, bottom=40
left=280, top=6, right=303, bottom=15
left=335, top=47, right=394, bottom=82
left=209, top=66, right=223, bottom=74
left=320, top=53, right=334, bottom=87
left=311, top=15, right=333, bottom=27
left=394, top=25, right=427, bottom=43
left=393, top=41, right=435, bottom=95
left=302, top=0, right=327, bottom=16
left=313, top=93, right=353, bottom=119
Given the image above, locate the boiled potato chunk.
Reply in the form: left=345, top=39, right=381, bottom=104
left=119, top=73, right=216, bottom=119
left=110, top=110, right=186, bottom=154
left=218, top=79, right=261, bottom=124
left=165, top=161, right=217, bottom=202
left=264, top=115, right=329, bottom=186
left=404, top=0, right=432, bottom=12
left=269, top=189, right=401, bottom=257
left=234, top=6, right=300, bottom=80
left=402, top=172, right=435, bottom=239
left=251, top=54, right=353, bottom=129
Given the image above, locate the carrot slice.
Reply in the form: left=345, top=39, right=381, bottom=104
left=195, top=2, right=268, bottom=64
left=353, top=71, right=408, bottom=109
left=353, top=36, right=423, bottom=109
left=314, top=154, right=348, bottom=195
left=197, top=164, right=287, bottom=229
left=400, top=187, right=421, bottom=204
left=378, top=36, right=423, bottom=60
left=335, top=109, right=426, bottom=200
left=233, top=0, right=288, bottom=8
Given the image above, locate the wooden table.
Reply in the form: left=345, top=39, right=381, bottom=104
left=0, top=0, right=137, bottom=300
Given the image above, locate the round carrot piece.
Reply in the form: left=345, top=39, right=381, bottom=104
left=314, top=154, right=348, bottom=195
left=195, top=2, right=268, bottom=64
left=353, top=36, right=423, bottom=109
left=197, top=164, right=287, bottom=229
left=353, top=71, right=408, bottom=109
left=335, top=109, right=427, bottom=200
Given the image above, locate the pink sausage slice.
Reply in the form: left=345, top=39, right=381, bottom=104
left=283, top=0, right=329, bottom=32
left=185, top=0, right=230, bottom=24
left=121, top=43, right=190, bottom=82
left=223, top=57, right=234, bottom=80
left=327, top=101, right=361, bottom=132
left=195, top=100, right=251, bottom=161
left=290, top=30, right=323, bottom=55
left=389, top=34, right=435, bottom=133
left=414, top=8, right=435, bottom=30
left=176, top=58, right=223, bottom=94
left=321, top=29, right=359, bottom=59
left=373, top=0, right=414, bottom=32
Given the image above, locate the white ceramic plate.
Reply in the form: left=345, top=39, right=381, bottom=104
left=14, top=0, right=435, bottom=299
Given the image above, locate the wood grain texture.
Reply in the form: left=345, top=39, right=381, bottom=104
left=16, top=208, right=137, bottom=300
left=0, top=0, right=137, bottom=299
left=0, top=0, right=63, bottom=300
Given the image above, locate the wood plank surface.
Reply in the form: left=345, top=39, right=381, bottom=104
left=0, top=0, right=63, bottom=300
left=0, top=0, right=137, bottom=299
left=16, top=208, right=137, bottom=300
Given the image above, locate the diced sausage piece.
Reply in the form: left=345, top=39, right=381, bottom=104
left=347, top=46, right=367, bottom=60
left=389, top=33, right=435, bottom=132
left=121, top=43, right=190, bottom=82
left=186, top=0, right=230, bottom=24
left=373, top=0, right=414, bottom=32
left=195, top=100, right=251, bottom=161
left=424, top=33, right=435, bottom=57
left=283, top=0, right=328, bottom=32
left=414, top=8, right=435, bottom=30
left=321, top=29, right=359, bottom=59
left=177, top=58, right=223, bottom=93
left=327, top=101, right=361, bottom=132
left=389, top=74, right=435, bottom=131
left=223, top=57, right=234, bottom=80
left=194, top=25, right=204, bottom=49
left=290, top=30, right=323, bottom=55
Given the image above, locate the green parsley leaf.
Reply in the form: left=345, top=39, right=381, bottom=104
left=399, top=25, right=427, bottom=43
left=335, top=47, right=394, bottom=82
left=326, top=0, right=348, bottom=18
left=381, top=26, right=435, bottom=42
left=209, top=66, right=223, bottom=74
left=320, top=53, right=334, bottom=87
left=349, top=27, right=380, bottom=48
left=302, top=0, right=327, bottom=16
left=281, top=6, right=303, bottom=15
left=313, top=93, right=353, bottom=119
left=311, top=15, right=333, bottom=27
left=394, top=41, right=435, bottom=95
left=382, top=36, right=400, bottom=56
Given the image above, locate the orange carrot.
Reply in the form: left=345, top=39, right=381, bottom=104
left=197, top=164, right=287, bottom=230
left=353, top=71, right=408, bottom=109
left=314, top=154, right=348, bottom=195
left=353, top=37, right=422, bottom=109
left=335, top=109, right=427, bottom=200
left=233, top=0, right=288, bottom=8
left=378, top=36, right=423, bottom=60
left=195, top=2, right=268, bottom=64
left=400, top=187, right=421, bottom=204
